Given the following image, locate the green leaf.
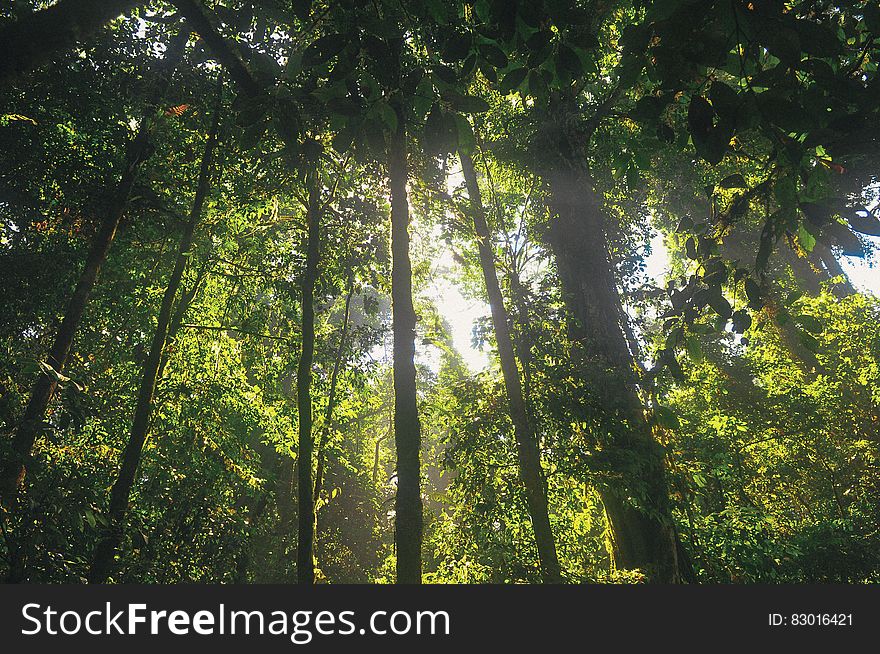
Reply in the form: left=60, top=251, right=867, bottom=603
left=499, top=67, right=528, bottom=94
left=444, top=92, right=490, bottom=113
left=454, top=115, right=475, bottom=154
left=302, top=33, right=348, bottom=67
left=731, top=309, right=752, bottom=334
left=797, top=223, right=816, bottom=252
left=375, top=101, right=398, bottom=133
left=866, top=4, right=880, bottom=32
left=655, top=405, right=680, bottom=430
left=785, top=290, right=804, bottom=305
left=462, top=53, right=478, bottom=77
left=424, top=0, right=449, bottom=24
left=479, top=43, right=508, bottom=69
left=631, top=95, right=666, bottom=122
left=774, top=175, right=798, bottom=210
left=685, top=335, right=704, bottom=362
left=292, top=0, right=312, bottom=21
left=332, top=127, right=354, bottom=154
left=620, top=24, right=651, bottom=52
left=424, top=104, right=457, bottom=153
left=707, top=290, right=732, bottom=320
left=239, top=119, right=268, bottom=151
left=626, top=164, right=641, bottom=189
left=688, top=95, right=730, bottom=164
left=556, top=44, right=582, bottom=76
left=708, top=81, right=739, bottom=119
left=526, top=30, right=552, bottom=51
left=846, top=210, right=880, bottom=237
left=756, top=221, right=775, bottom=273
left=433, top=65, right=458, bottom=85
left=442, top=32, right=472, bottom=62
left=478, top=58, right=498, bottom=82
left=744, top=278, right=762, bottom=309
left=412, top=76, right=436, bottom=120
left=799, top=330, right=821, bottom=353
left=793, top=19, right=842, bottom=58
left=819, top=221, right=865, bottom=258
left=795, top=314, right=823, bottom=334
left=718, top=174, right=746, bottom=189
left=527, top=70, right=549, bottom=99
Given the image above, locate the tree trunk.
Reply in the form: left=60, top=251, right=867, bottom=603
left=460, top=151, right=562, bottom=583
left=544, top=165, right=683, bottom=583
left=0, top=0, right=145, bottom=85
left=0, top=28, right=189, bottom=505
left=295, top=180, right=321, bottom=585
left=313, top=284, right=355, bottom=505
left=388, top=87, right=423, bottom=585
left=88, top=79, right=220, bottom=583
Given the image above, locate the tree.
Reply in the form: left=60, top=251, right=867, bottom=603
left=387, top=44, right=424, bottom=583
left=460, top=150, right=561, bottom=583
left=294, top=174, right=320, bottom=585
left=0, top=26, right=190, bottom=503
left=0, top=0, right=146, bottom=85
left=1, top=0, right=878, bottom=586
left=88, top=78, right=223, bottom=582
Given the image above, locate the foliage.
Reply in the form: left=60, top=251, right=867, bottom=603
left=0, top=0, right=877, bottom=584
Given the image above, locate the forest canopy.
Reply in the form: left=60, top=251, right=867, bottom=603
left=0, top=0, right=878, bottom=584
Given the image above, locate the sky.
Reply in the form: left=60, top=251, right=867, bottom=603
left=422, top=253, right=491, bottom=371
left=425, top=228, right=880, bottom=373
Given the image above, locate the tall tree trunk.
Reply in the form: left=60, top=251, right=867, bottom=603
left=88, top=80, right=220, bottom=583
left=0, top=29, right=189, bottom=505
left=295, top=180, right=321, bottom=585
left=313, top=284, right=355, bottom=505
left=0, top=0, right=146, bottom=85
left=388, top=79, right=423, bottom=584
left=460, top=151, right=562, bottom=583
left=544, top=166, right=683, bottom=582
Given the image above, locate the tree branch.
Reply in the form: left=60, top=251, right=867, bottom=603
left=0, top=0, right=145, bottom=85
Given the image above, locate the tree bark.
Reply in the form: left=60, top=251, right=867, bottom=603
left=294, top=180, right=321, bottom=585
left=0, top=28, right=189, bottom=505
left=88, top=79, right=220, bottom=583
left=0, top=0, right=145, bottom=85
left=388, top=84, right=423, bottom=585
left=460, top=151, right=562, bottom=583
left=543, top=164, right=683, bottom=583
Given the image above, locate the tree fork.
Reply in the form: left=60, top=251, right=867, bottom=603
left=88, top=78, right=222, bottom=583
left=0, top=28, right=190, bottom=505
left=460, top=151, right=562, bottom=583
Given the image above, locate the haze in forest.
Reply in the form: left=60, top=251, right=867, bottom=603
left=1, top=0, right=879, bottom=586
